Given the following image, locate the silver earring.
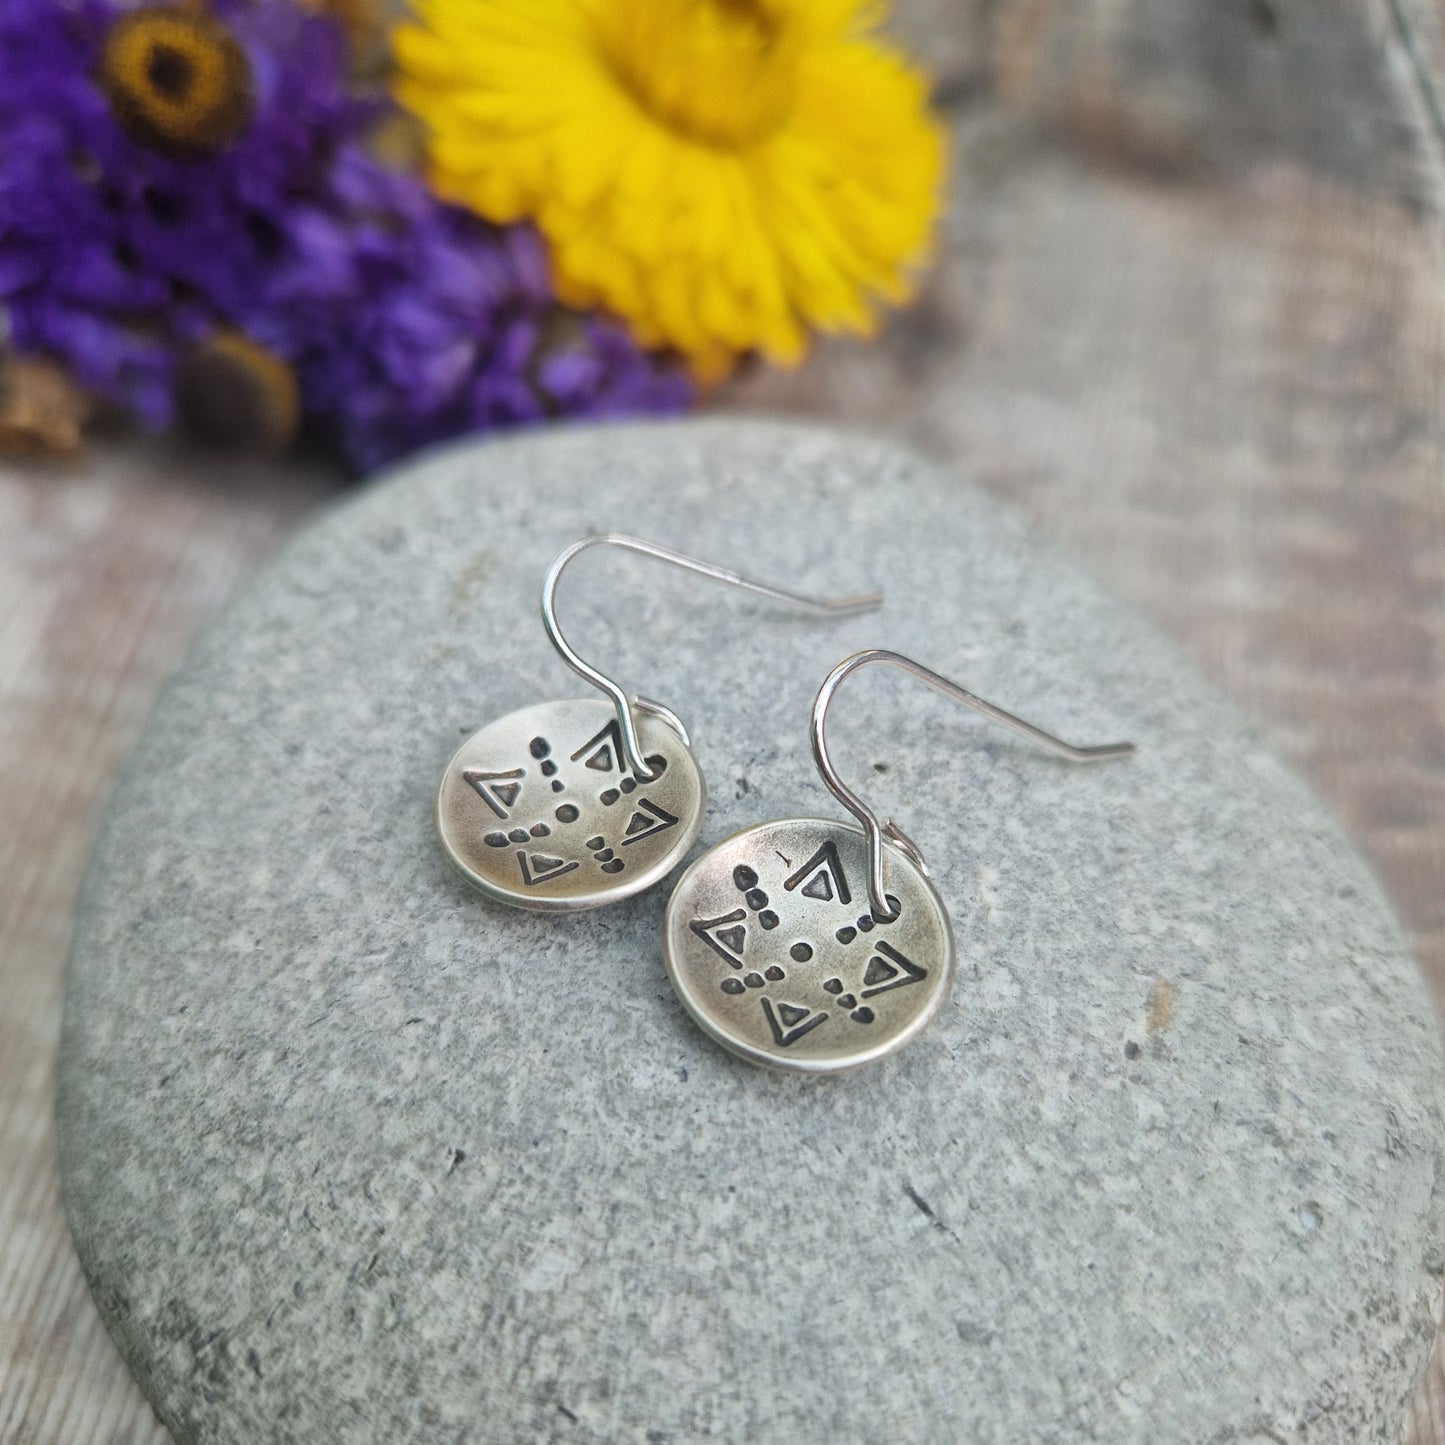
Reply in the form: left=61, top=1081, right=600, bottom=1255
left=435, top=536, right=881, bottom=912
left=662, top=649, right=1135, bottom=1072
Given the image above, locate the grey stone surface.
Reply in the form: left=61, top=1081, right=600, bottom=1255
left=58, top=419, right=1445, bottom=1444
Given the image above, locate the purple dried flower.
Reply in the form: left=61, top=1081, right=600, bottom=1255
left=246, top=152, right=692, bottom=468
left=0, top=0, right=363, bottom=427
left=0, top=0, right=692, bottom=467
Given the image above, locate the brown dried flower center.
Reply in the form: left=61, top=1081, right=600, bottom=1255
left=98, top=8, right=254, bottom=157
left=146, top=43, right=196, bottom=101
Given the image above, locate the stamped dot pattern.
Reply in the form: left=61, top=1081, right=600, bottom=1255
left=665, top=819, right=952, bottom=1070
left=443, top=707, right=698, bottom=903
left=695, top=855, right=919, bottom=1036
left=439, top=699, right=705, bottom=913
left=585, top=833, right=625, bottom=875
left=473, top=732, right=671, bottom=880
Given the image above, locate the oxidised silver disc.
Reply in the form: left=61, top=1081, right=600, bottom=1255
left=663, top=818, right=955, bottom=1073
left=436, top=698, right=704, bottom=911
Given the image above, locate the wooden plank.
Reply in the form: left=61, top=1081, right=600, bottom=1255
left=0, top=447, right=339, bottom=1443
left=733, top=155, right=1445, bottom=998
left=724, top=0, right=1445, bottom=1434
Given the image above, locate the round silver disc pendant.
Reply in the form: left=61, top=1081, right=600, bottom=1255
left=436, top=698, right=704, bottom=911
left=662, top=818, right=956, bottom=1072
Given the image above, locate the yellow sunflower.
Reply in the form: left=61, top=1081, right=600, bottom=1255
left=392, top=0, right=944, bottom=380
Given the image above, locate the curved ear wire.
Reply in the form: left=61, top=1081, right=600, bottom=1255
left=810, top=649, right=1136, bottom=920
left=541, top=535, right=883, bottom=782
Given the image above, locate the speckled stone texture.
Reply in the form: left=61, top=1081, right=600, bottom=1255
left=58, top=420, right=1445, bottom=1444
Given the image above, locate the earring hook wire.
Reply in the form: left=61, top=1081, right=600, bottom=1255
left=542, top=535, right=883, bottom=782
left=810, top=649, right=1136, bottom=920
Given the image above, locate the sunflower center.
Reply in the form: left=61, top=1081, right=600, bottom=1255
left=592, top=0, right=801, bottom=147
left=98, top=8, right=254, bottom=157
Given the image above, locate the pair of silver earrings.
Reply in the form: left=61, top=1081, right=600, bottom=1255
left=436, top=535, right=1133, bottom=1073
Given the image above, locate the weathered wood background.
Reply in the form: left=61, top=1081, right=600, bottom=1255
left=3, top=0, right=1444, bottom=1439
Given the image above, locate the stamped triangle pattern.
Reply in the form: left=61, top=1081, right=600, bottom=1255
left=860, top=939, right=928, bottom=998
left=620, top=798, right=679, bottom=846
left=783, top=841, right=852, bottom=905
left=691, top=908, right=749, bottom=965
left=761, top=996, right=828, bottom=1047
left=687, top=837, right=932, bottom=1050
left=462, top=767, right=525, bottom=819
left=516, top=850, right=579, bottom=886
left=570, top=719, right=625, bottom=774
